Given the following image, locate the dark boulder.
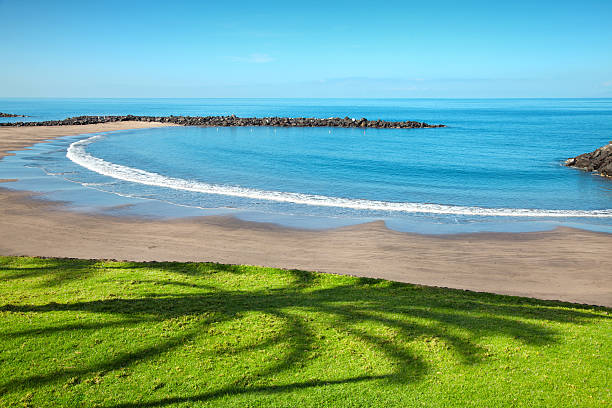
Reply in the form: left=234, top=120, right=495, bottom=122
left=565, top=142, right=612, bottom=178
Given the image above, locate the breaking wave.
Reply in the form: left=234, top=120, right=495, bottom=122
left=67, top=135, right=612, bottom=218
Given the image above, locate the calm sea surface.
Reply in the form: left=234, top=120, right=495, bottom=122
left=1, top=98, right=611, bottom=233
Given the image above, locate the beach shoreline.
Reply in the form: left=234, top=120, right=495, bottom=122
left=0, top=123, right=611, bottom=307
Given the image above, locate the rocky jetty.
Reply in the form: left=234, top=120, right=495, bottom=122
left=565, top=142, right=612, bottom=178
left=0, top=114, right=444, bottom=129
left=0, top=112, right=27, bottom=117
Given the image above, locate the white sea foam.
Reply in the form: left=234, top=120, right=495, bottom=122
left=67, top=135, right=612, bottom=218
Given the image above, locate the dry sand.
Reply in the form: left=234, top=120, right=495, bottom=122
left=0, top=123, right=610, bottom=307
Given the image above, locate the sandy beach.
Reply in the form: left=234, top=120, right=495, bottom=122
left=0, top=123, right=610, bottom=307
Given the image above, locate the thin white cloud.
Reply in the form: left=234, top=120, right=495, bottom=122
left=603, top=81, right=612, bottom=87
left=228, top=53, right=274, bottom=64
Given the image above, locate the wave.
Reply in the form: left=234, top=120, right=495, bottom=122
left=67, top=134, right=612, bottom=218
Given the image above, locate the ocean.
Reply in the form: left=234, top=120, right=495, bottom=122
left=1, top=98, right=611, bottom=234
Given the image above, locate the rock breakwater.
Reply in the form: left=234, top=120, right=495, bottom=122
left=0, top=115, right=444, bottom=129
left=565, top=142, right=612, bottom=178
left=0, top=112, right=28, bottom=117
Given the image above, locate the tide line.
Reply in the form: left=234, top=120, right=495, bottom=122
left=67, top=135, right=612, bottom=218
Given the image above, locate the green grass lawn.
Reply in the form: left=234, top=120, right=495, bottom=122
left=0, top=256, right=609, bottom=407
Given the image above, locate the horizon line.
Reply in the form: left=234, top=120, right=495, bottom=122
left=1, top=96, right=612, bottom=100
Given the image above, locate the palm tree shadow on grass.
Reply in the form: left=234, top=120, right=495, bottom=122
left=0, top=259, right=608, bottom=407
left=0, top=258, right=102, bottom=287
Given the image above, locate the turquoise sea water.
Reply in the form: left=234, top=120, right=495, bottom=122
left=1, top=98, right=611, bottom=234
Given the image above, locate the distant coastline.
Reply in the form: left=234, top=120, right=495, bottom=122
left=0, top=114, right=445, bottom=129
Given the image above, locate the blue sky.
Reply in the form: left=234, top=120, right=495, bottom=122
left=1, top=0, right=611, bottom=97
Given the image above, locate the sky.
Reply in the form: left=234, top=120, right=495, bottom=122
left=1, top=0, right=611, bottom=98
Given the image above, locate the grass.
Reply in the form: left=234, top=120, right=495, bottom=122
left=0, top=256, right=610, bottom=407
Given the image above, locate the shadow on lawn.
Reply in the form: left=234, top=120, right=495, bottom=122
left=0, top=259, right=608, bottom=407
left=0, top=257, right=98, bottom=287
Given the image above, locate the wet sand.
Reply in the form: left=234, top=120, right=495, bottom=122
left=0, top=123, right=610, bottom=307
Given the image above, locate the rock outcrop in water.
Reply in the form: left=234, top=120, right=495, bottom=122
left=0, top=112, right=27, bottom=117
left=0, top=115, right=445, bottom=129
left=564, top=142, right=612, bottom=178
